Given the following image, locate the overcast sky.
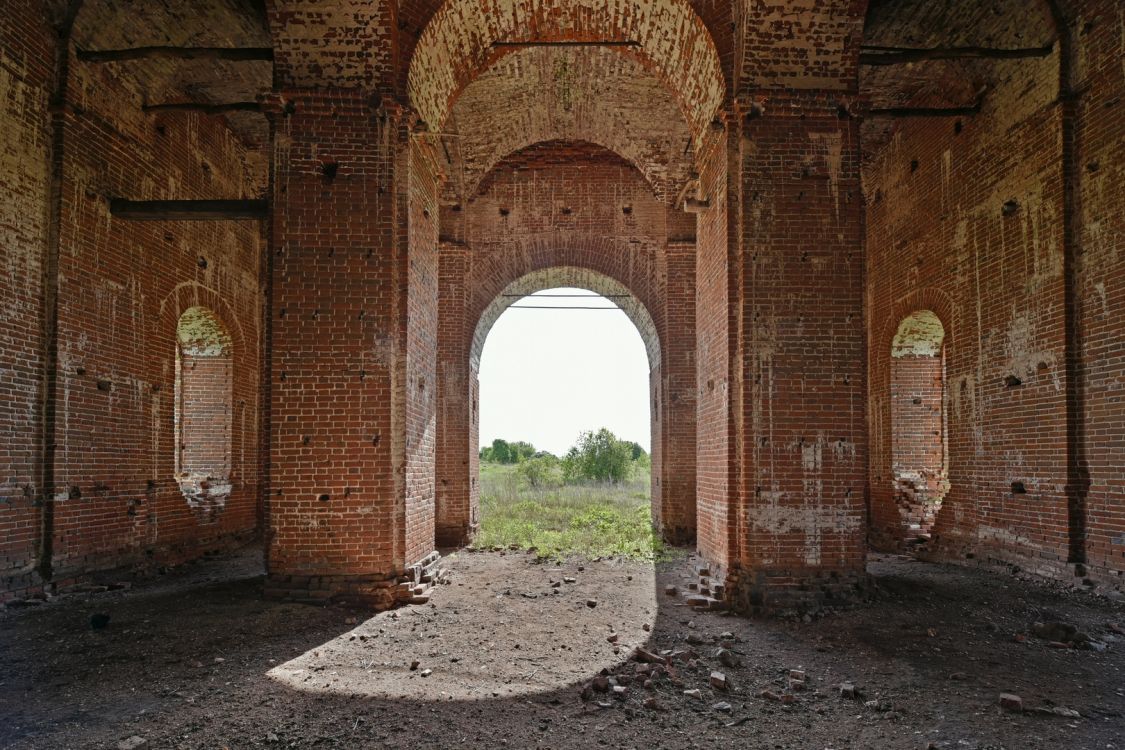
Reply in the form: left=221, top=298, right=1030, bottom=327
left=478, top=288, right=651, bottom=457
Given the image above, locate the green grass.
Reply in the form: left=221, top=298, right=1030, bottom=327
left=472, top=462, right=666, bottom=561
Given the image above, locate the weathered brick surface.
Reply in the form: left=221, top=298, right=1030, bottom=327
left=0, top=2, right=54, bottom=595
left=1066, top=0, right=1125, bottom=584
left=0, top=2, right=264, bottom=599
left=864, top=0, right=1125, bottom=591
left=266, top=93, right=437, bottom=599
left=730, top=95, right=868, bottom=613
left=434, top=142, right=698, bottom=544
left=2, top=0, right=1123, bottom=608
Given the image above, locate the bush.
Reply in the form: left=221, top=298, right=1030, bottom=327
left=562, top=428, right=634, bottom=484
left=517, top=454, right=561, bottom=488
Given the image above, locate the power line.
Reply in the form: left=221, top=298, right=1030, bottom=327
left=502, top=293, right=630, bottom=298
left=507, top=305, right=624, bottom=310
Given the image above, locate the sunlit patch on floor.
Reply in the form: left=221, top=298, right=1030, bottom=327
left=267, top=552, right=657, bottom=699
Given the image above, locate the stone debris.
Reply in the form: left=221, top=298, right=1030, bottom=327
left=999, top=693, right=1023, bottom=712
left=709, top=671, right=729, bottom=691
left=117, top=737, right=148, bottom=750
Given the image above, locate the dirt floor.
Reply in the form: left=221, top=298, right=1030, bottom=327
left=2, top=547, right=1124, bottom=750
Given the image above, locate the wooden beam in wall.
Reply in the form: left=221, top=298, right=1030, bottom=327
left=109, top=199, right=268, bottom=221
left=866, top=104, right=982, bottom=118
left=76, top=46, right=274, bottom=63
left=860, top=44, right=1053, bottom=66
left=142, top=101, right=263, bottom=115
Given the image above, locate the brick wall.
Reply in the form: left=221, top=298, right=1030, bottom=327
left=728, top=95, right=868, bottom=613
left=266, top=94, right=437, bottom=604
left=1067, top=0, right=1125, bottom=585
left=433, top=141, right=698, bottom=544
left=0, top=3, right=264, bottom=600
left=890, top=353, right=947, bottom=541
left=0, top=2, right=54, bottom=595
left=864, top=27, right=1072, bottom=574
left=177, top=352, right=234, bottom=481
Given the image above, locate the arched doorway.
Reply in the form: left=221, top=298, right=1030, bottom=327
left=890, top=310, right=948, bottom=548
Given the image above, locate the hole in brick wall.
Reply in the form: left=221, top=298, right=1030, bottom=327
left=1087, top=161, right=1100, bottom=173
left=174, top=306, right=233, bottom=513
left=890, top=310, right=948, bottom=550
left=1011, top=481, right=1027, bottom=494
left=321, top=161, right=339, bottom=181
left=561, top=207, right=572, bottom=215
left=622, top=206, right=632, bottom=215
left=197, top=256, right=208, bottom=270
left=910, top=159, right=919, bottom=173
left=499, top=207, right=510, bottom=217
left=318, top=493, right=330, bottom=502
left=372, top=433, right=381, bottom=446
left=75, top=366, right=85, bottom=375
left=451, top=204, right=462, bottom=212
left=97, top=379, right=112, bottom=392
left=954, top=120, right=963, bottom=135
left=1002, top=200, right=1020, bottom=216
left=68, top=486, right=81, bottom=500
left=1004, top=375, right=1023, bottom=388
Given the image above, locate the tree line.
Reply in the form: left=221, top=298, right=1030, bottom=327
left=480, top=429, right=648, bottom=486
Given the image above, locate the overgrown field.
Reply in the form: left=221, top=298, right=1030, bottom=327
left=472, top=462, right=665, bottom=561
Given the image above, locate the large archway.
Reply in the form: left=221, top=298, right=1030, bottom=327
left=433, top=137, right=698, bottom=550
left=461, top=269, right=663, bottom=547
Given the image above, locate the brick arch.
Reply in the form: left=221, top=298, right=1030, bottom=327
left=471, top=267, right=661, bottom=373
left=466, top=239, right=667, bottom=366
left=407, top=0, right=726, bottom=143
left=158, top=282, right=249, bottom=361
left=156, top=282, right=252, bottom=497
left=869, top=287, right=958, bottom=552
left=449, top=46, right=695, bottom=204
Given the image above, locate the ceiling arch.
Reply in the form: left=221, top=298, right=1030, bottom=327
left=447, top=46, right=694, bottom=203
left=407, top=0, right=725, bottom=145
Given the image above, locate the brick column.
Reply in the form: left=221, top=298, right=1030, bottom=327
left=265, top=94, right=438, bottom=606
left=660, top=241, right=698, bottom=544
left=726, top=96, right=868, bottom=614
left=435, top=242, right=476, bottom=546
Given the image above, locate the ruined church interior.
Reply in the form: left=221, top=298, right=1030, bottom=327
left=1, top=0, right=1124, bottom=747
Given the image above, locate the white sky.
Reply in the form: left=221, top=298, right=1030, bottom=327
left=478, top=288, right=651, bottom=457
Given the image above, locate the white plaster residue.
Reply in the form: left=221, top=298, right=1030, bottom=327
left=1005, top=314, right=1061, bottom=390
left=810, top=132, right=843, bottom=220
left=978, top=525, right=1033, bottom=549
left=746, top=502, right=864, bottom=536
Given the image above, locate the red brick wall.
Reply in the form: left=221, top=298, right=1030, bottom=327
left=864, top=43, right=1072, bottom=573
left=729, top=96, right=868, bottom=613
left=44, top=62, right=263, bottom=585
left=0, top=2, right=54, bottom=595
left=403, top=137, right=440, bottom=567
left=1067, top=0, right=1125, bottom=583
left=266, top=94, right=437, bottom=603
left=0, top=6, right=264, bottom=600
left=178, top=352, right=234, bottom=481
left=694, top=126, right=735, bottom=570
left=890, top=354, right=946, bottom=497
left=434, top=141, right=698, bottom=543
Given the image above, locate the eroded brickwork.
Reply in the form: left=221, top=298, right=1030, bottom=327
left=2, top=0, right=1123, bottom=609
left=434, top=142, right=699, bottom=545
